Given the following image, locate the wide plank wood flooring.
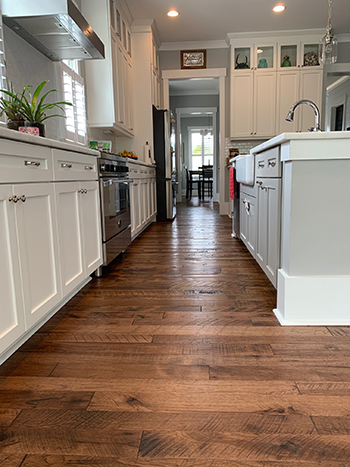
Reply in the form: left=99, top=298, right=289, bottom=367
left=1, top=199, right=350, bottom=466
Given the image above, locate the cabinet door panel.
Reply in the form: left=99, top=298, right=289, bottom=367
left=276, top=71, right=299, bottom=134
left=230, top=72, right=254, bottom=137
left=256, top=179, right=281, bottom=287
left=55, top=182, right=84, bottom=295
left=299, top=69, right=323, bottom=132
left=0, top=186, right=25, bottom=355
left=15, top=184, right=61, bottom=328
left=254, top=71, right=276, bottom=137
left=80, top=181, right=102, bottom=275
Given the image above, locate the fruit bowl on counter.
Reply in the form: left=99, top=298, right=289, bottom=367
left=117, top=150, right=138, bottom=160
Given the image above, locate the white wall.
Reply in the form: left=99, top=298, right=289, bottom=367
left=3, top=26, right=63, bottom=140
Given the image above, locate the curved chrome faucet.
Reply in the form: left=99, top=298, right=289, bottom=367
left=285, top=99, right=321, bottom=132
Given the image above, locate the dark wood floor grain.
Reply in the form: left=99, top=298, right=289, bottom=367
left=1, top=199, right=350, bottom=466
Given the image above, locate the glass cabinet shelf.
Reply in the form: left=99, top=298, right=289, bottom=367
left=234, top=47, right=251, bottom=70
left=280, top=45, right=297, bottom=67
left=303, top=44, right=320, bottom=66
left=256, top=46, right=274, bottom=69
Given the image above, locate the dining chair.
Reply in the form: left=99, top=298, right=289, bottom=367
left=200, top=165, right=213, bottom=198
left=186, top=168, right=202, bottom=199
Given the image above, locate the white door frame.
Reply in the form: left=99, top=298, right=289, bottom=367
left=162, top=68, right=227, bottom=214
left=175, top=108, right=218, bottom=202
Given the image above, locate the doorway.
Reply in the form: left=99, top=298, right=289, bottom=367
left=162, top=68, right=228, bottom=215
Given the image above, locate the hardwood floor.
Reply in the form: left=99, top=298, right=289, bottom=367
left=1, top=199, right=350, bottom=466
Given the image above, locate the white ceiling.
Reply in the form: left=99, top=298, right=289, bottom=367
left=169, top=78, right=220, bottom=96
left=126, top=0, right=350, bottom=44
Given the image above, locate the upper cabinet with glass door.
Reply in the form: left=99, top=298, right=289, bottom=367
left=232, top=42, right=277, bottom=71
left=277, top=37, right=322, bottom=70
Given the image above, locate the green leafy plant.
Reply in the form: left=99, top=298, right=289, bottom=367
left=0, top=82, right=25, bottom=122
left=0, top=80, right=72, bottom=124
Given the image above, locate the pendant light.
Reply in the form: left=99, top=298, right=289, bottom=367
left=319, top=0, right=338, bottom=64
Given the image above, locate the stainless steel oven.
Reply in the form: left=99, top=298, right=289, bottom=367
left=96, top=153, right=132, bottom=276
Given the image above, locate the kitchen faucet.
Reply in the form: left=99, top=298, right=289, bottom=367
left=285, top=99, right=321, bottom=132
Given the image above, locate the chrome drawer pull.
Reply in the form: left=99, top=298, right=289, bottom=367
left=268, top=160, right=276, bottom=167
left=256, top=180, right=263, bottom=185
left=8, top=195, right=19, bottom=203
left=78, top=189, right=84, bottom=194
left=24, top=160, right=41, bottom=167
left=84, top=165, right=93, bottom=171
left=258, top=162, right=264, bottom=168
left=61, top=163, right=72, bottom=169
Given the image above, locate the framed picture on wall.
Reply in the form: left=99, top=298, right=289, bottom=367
left=181, top=50, right=207, bottom=69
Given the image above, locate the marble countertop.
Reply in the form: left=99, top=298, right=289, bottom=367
left=0, top=126, right=100, bottom=156
left=251, top=131, right=350, bottom=155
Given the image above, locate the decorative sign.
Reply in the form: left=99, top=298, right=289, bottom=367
left=181, top=50, right=207, bottom=69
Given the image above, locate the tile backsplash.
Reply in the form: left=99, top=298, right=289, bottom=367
left=225, top=138, right=267, bottom=158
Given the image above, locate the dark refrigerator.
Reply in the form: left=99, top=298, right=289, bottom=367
left=153, top=106, right=176, bottom=221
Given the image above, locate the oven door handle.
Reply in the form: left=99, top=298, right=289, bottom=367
left=102, top=179, right=133, bottom=187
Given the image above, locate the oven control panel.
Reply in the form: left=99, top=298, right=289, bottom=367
left=99, top=152, right=128, bottom=176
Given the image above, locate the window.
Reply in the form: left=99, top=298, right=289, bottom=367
left=190, top=128, right=213, bottom=170
left=0, top=7, right=7, bottom=124
left=61, top=60, right=86, bottom=144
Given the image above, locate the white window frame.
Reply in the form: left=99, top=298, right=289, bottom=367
left=0, top=7, right=8, bottom=124
left=61, top=60, right=87, bottom=145
left=188, top=126, right=214, bottom=170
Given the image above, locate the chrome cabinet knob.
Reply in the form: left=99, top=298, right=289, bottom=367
left=20, top=195, right=26, bottom=202
left=61, top=163, right=72, bottom=169
left=8, top=195, right=19, bottom=203
left=84, top=165, right=93, bottom=171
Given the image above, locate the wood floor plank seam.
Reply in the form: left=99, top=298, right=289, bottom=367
left=2, top=200, right=350, bottom=464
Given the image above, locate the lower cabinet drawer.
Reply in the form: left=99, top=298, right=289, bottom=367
left=0, top=140, right=52, bottom=183
left=53, top=149, right=98, bottom=181
left=255, top=146, right=281, bottom=178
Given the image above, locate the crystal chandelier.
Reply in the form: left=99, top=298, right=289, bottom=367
left=319, top=0, right=338, bottom=64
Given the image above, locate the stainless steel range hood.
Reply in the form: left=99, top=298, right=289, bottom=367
left=2, top=0, right=105, bottom=61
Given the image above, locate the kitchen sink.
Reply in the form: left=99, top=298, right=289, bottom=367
left=235, top=154, right=254, bottom=186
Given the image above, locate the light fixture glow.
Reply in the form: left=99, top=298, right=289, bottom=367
left=257, top=49, right=263, bottom=54
left=167, top=10, right=179, bottom=17
left=273, top=4, right=286, bottom=12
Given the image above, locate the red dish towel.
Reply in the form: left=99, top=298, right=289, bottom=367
left=229, top=166, right=236, bottom=200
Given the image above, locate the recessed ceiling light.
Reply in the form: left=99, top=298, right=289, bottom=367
left=167, top=10, right=179, bottom=17
left=273, top=4, right=286, bottom=12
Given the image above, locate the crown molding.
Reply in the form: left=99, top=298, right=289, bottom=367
left=160, top=40, right=228, bottom=51
left=162, top=68, right=227, bottom=79
left=131, top=19, right=161, bottom=48
left=227, top=28, right=326, bottom=41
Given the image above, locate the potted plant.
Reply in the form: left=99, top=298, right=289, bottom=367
left=0, top=82, right=25, bottom=131
left=1, top=80, right=73, bottom=137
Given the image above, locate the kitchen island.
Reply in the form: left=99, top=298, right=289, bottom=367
left=251, top=132, right=350, bottom=325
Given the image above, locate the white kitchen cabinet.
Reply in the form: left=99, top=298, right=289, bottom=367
left=276, top=70, right=300, bottom=134
left=299, top=69, right=323, bottom=132
left=128, top=163, right=157, bottom=240
left=0, top=137, right=102, bottom=364
left=229, top=32, right=323, bottom=139
left=254, top=71, right=277, bottom=137
left=9, top=183, right=62, bottom=329
left=240, top=192, right=257, bottom=258
left=230, top=72, right=254, bottom=138
left=256, top=177, right=281, bottom=288
left=231, top=70, right=276, bottom=138
left=55, top=180, right=102, bottom=296
left=0, top=185, right=26, bottom=355
left=83, top=0, right=134, bottom=137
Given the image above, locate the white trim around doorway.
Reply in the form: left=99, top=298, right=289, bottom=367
left=162, top=67, right=228, bottom=215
